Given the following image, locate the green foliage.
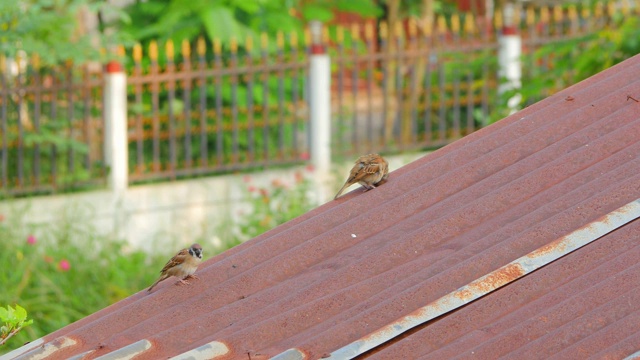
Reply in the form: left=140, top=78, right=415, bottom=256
left=514, top=16, right=640, bottom=109
left=570, top=15, right=640, bottom=79
left=398, top=0, right=447, bottom=18
left=0, top=213, right=163, bottom=353
left=0, top=304, right=33, bottom=346
left=237, top=167, right=318, bottom=240
left=23, top=121, right=89, bottom=155
left=115, top=0, right=382, bottom=48
left=0, top=0, right=128, bottom=66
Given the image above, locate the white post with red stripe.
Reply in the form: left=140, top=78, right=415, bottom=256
left=308, top=21, right=331, bottom=177
left=104, top=61, right=128, bottom=193
left=498, top=1, right=522, bottom=114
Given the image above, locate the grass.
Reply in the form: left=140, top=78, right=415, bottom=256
left=0, top=166, right=318, bottom=355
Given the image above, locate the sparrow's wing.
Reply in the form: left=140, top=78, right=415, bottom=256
left=361, top=160, right=382, bottom=175
left=346, top=155, right=374, bottom=181
left=357, top=155, right=385, bottom=178
left=160, top=248, right=189, bottom=274
left=379, top=158, right=389, bottom=178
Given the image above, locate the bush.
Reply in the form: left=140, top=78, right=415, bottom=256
left=236, top=165, right=318, bottom=240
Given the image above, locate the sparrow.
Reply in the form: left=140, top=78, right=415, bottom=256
left=148, top=243, right=203, bottom=292
left=334, top=153, right=389, bottom=199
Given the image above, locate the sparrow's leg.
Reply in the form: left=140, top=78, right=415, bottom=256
left=184, top=274, right=199, bottom=280
left=175, top=278, right=191, bottom=286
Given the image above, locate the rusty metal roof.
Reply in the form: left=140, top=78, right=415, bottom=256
left=8, top=54, right=640, bottom=360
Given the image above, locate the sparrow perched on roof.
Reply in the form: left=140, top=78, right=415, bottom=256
left=334, top=153, right=389, bottom=199
left=148, top=243, right=203, bottom=292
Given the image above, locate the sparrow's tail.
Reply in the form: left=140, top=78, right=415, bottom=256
left=147, top=275, right=168, bottom=292
left=334, top=182, right=352, bottom=200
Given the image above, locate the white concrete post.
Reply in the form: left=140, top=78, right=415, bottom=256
left=498, top=1, right=522, bottom=114
left=308, top=21, right=331, bottom=176
left=103, top=61, right=128, bottom=193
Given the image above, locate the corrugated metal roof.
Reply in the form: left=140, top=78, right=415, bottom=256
left=7, top=54, right=640, bottom=360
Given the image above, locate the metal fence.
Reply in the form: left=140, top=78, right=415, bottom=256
left=127, top=36, right=308, bottom=182
left=0, top=58, right=105, bottom=195
left=331, top=20, right=496, bottom=157
left=0, top=2, right=632, bottom=196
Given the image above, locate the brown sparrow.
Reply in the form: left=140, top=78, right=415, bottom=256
left=148, top=243, right=203, bottom=292
left=334, top=153, right=389, bottom=199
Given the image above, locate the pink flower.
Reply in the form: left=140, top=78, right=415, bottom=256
left=300, top=152, right=310, bottom=160
left=305, top=164, right=315, bottom=173
left=27, top=235, right=37, bottom=245
left=58, top=259, right=71, bottom=272
left=243, top=175, right=252, bottom=183
left=0, top=214, right=4, bottom=222
left=248, top=185, right=257, bottom=193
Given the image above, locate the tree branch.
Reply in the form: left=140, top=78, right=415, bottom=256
left=0, top=325, right=23, bottom=346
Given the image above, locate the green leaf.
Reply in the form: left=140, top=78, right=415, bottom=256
left=262, top=11, right=301, bottom=34
left=0, top=0, right=120, bottom=65
left=300, top=4, right=334, bottom=22
left=200, top=6, right=245, bottom=43
left=13, top=305, right=27, bottom=322
left=230, top=0, right=260, bottom=14
left=4, top=305, right=16, bottom=323
left=335, top=0, right=382, bottom=18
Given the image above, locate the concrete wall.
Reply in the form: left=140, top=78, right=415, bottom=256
left=0, top=152, right=426, bottom=251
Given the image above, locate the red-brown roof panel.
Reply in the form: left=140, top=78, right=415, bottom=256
left=370, top=222, right=640, bottom=359
left=8, top=55, right=640, bottom=360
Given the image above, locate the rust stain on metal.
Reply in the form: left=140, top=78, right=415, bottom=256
left=455, top=263, right=525, bottom=301
left=528, top=237, right=568, bottom=258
